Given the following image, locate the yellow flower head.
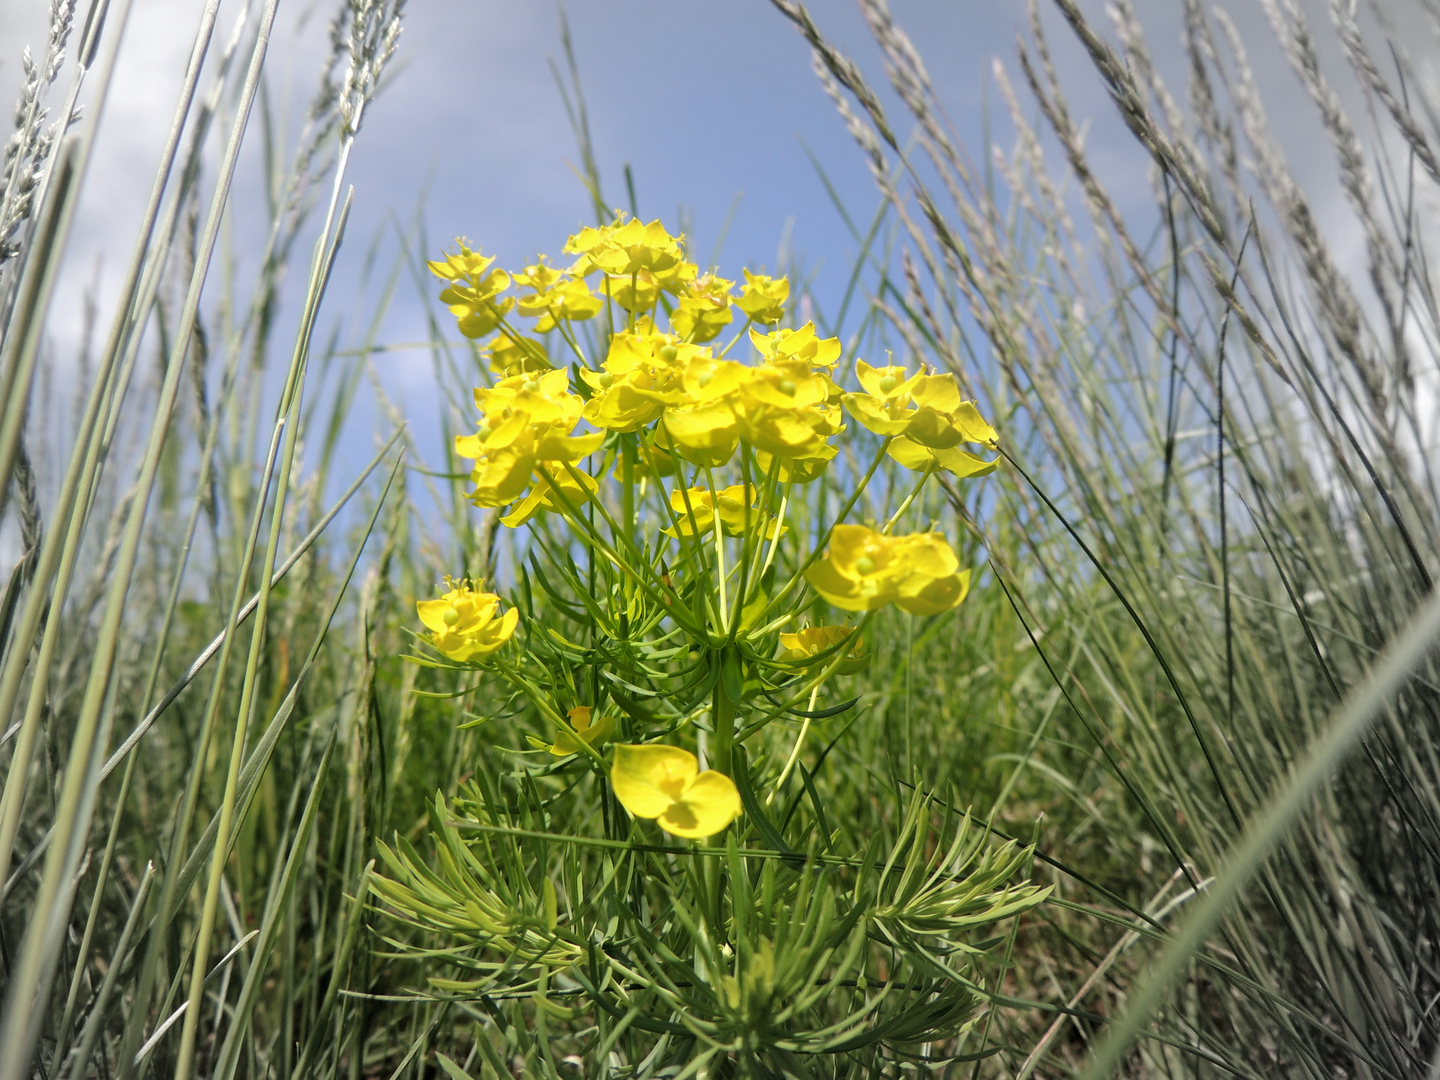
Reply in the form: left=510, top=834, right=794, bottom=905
left=842, top=361, right=999, bottom=461
left=670, top=273, right=734, bottom=343
left=735, top=269, right=790, bottom=324
left=474, top=368, right=581, bottom=427
left=749, top=321, right=842, bottom=368
left=431, top=241, right=514, bottom=339
left=416, top=579, right=519, bottom=662
left=610, top=744, right=742, bottom=839
left=805, top=524, right=971, bottom=615
left=538, top=706, right=615, bottom=757
left=777, top=625, right=869, bottom=674
left=565, top=214, right=687, bottom=280
left=658, top=355, right=753, bottom=467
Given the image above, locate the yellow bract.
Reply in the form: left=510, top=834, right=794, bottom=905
left=755, top=444, right=836, bottom=484
left=735, top=269, right=789, bottom=324
left=777, top=625, right=869, bottom=674
left=485, top=334, right=550, bottom=377
left=659, top=356, right=751, bottom=467
left=580, top=331, right=690, bottom=433
left=565, top=214, right=687, bottom=280
left=564, top=213, right=696, bottom=312
left=887, top=436, right=998, bottom=478
left=610, top=744, right=742, bottom=839
left=416, top=580, right=519, bottom=662
left=513, top=259, right=604, bottom=331
left=805, top=524, right=971, bottom=616
left=735, top=360, right=842, bottom=460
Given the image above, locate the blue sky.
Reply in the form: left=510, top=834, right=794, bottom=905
left=0, top=0, right=1395, bottom=519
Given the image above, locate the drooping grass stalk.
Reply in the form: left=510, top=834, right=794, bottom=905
left=1081, top=584, right=1440, bottom=1077
left=0, top=0, right=225, bottom=894
left=0, top=2, right=282, bottom=1071
left=171, top=189, right=349, bottom=1080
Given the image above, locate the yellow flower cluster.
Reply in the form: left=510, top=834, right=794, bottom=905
left=415, top=579, right=519, bottom=662
left=429, top=216, right=821, bottom=525
left=453, top=368, right=603, bottom=527
left=805, top=524, right=971, bottom=615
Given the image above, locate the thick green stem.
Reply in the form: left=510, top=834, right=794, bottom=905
left=712, top=660, right=737, bottom=777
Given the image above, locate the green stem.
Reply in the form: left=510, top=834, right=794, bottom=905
left=762, top=436, right=892, bottom=620
left=882, top=468, right=931, bottom=535
left=712, top=666, right=736, bottom=777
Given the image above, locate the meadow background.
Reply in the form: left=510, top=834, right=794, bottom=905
left=1, top=0, right=1438, bottom=1077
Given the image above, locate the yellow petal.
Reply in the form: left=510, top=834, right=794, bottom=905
left=658, top=771, right=743, bottom=838
left=930, top=445, right=998, bottom=478
left=840, top=392, right=910, bottom=436
left=416, top=598, right=454, bottom=634
left=804, top=561, right=870, bottom=611
left=954, top=401, right=999, bottom=446
left=895, top=533, right=960, bottom=578
left=887, top=437, right=939, bottom=473
left=896, top=569, right=971, bottom=616
left=908, top=373, right=962, bottom=411
left=610, top=744, right=698, bottom=820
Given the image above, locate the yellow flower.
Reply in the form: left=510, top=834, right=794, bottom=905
left=842, top=361, right=999, bottom=453
left=670, top=274, right=734, bottom=343
left=735, top=269, right=789, bottom=324
left=735, top=360, right=841, bottom=459
left=606, top=270, right=662, bottom=313
left=485, top=334, right=550, bottom=377
left=452, top=442, right=535, bottom=507
left=658, top=356, right=752, bottom=467
left=416, top=580, right=519, bottom=662
left=566, top=214, right=687, bottom=280
left=430, top=241, right=513, bottom=338
left=749, top=321, right=841, bottom=368
left=610, top=744, right=742, bottom=839
left=663, top=484, right=785, bottom=539
left=513, top=259, right=603, bottom=330
left=579, top=332, right=689, bottom=432
left=540, top=706, right=615, bottom=757
left=777, top=625, right=869, bottom=674
left=804, top=525, right=971, bottom=615
left=564, top=214, right=696, bottom=310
